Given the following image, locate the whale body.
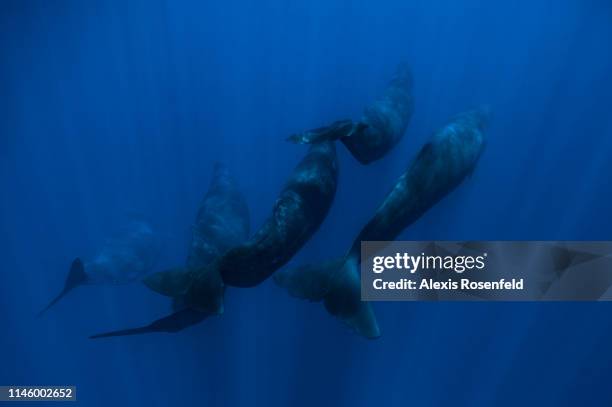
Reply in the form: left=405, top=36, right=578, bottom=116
left=288, top=64, right=414, bottom=164
left=90, top=163, right=250, bottom=338
left=275, top=108, right=488, bottom=338
left=135, top=142, right=337, bottom=319
left=185, top=162, right=251, bottom=271
left=40, top=220, right=162, bottom=315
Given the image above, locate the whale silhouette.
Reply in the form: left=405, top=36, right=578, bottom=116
left=288, top=64, right=414, bottom=164
left=90, top=163, right=250, bottom=338
left=275, top=108, right=489, bottom=338
left=39, top=219, right=162, bottom=315
left=141, top=142, right=337, bottom=312
left=91, top=142, right=338, bottom=338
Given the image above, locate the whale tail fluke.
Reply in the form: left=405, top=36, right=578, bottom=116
left=89, top=308, right=209, bottom=339
left=39, top=258, right=87, bottom=316
left=287, top=120, right=367, bottom=145
left=274, top=257, right=380, bottom=339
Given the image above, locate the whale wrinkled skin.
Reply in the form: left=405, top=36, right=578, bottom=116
left=185, top=163, right=251, bottom=271
left=275, top=108, right=489, bottom=339
left=289, top=64, right=414, bottom=164
left=220, top=141, right=338, bottom=288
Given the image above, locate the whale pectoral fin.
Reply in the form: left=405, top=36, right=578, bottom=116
left=89, top=308, right=209, bottom=339
left=274, top=257, right=381, bottom=339
left=39, top=258, right=88, bottom=316
left=142, top=267, right=192, bottom=298
left=286, top=120, right=355, bottom=144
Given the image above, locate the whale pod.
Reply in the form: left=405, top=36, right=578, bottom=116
left=90, top=163, right=250, bottom=338
left=288, top=64, right=414, bottom=164
left=275, top=108, right=489, bottom=338
left=140, top=142, right=337, bottom=318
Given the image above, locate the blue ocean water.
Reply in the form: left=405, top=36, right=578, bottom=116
left=1, top=0, right=612, bottom=405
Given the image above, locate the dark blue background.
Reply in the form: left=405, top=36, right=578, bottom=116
left=1, top=1, right=612, bottom=405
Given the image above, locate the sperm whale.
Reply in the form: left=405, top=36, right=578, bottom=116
left=91, top=142, right=338, bottom=337
left=145, top=142, right=337, bottom=313
left=39, top=219, right=161, bottom=315
left=275, top=108, right=489, bottom=338
left=288, top=64, right=414, bottom=164
left=90, top=163, right=250, bottom=338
